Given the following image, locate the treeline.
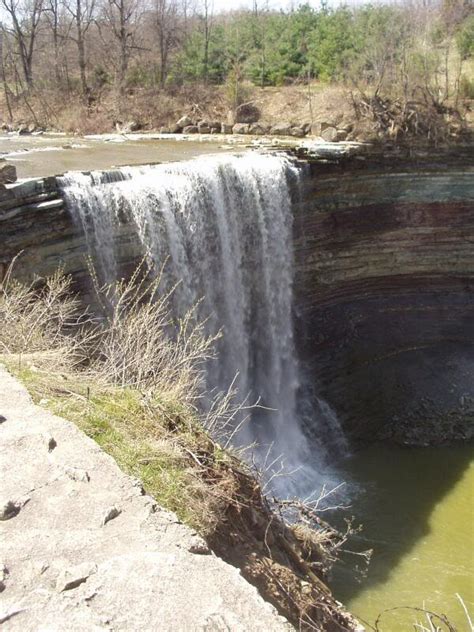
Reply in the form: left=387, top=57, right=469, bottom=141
left=0, top=0, right=472, bottom=119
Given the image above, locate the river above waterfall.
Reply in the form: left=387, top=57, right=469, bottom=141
left=0, top=132, right=240, bottom=179
left=332, top=443, right=474, bottom=630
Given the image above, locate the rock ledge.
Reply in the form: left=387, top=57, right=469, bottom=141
left=0, top=365, right=291, bottom=631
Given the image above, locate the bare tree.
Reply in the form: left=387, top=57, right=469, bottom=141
left=65, top=0, right=95, bottom=97
left=0, top=27, right=13, bottom=119
left=102, top=0, right=139, bottom=96
left=1, top=0, right=44, bottom=87
left=153, top=0, right=179, bottom=87
left=44, top=0, right=70, bottom=84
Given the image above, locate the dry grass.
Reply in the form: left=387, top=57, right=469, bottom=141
left=0, top=258, right=86, bottom=366
left=0, top=261, right=363, bottom=630
left=0, top=81, right=353, bottom=134
left=0, top=260, right=242, bottom=532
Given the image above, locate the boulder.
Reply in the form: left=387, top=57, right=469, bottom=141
left=209, top=121, right=221, bottom=133
left=221, top=123, right=233, bottom=134
left=0, top=164, right=17, bottom=184
left=248, top=122, right=270, bottom=135
left=290, top=126, right=307, bottom=138
left=339, top=120, right=354, bottom=133
left=269, top=123, right=292, bottom=136
left=17, top=124, right=31, bottom=135
left=235, top=102, right=260, bottom=124
left=122, top=120, right=140, bottom=133
left=197, top=121, right=211, bottom=134
left=311, top=121, right=338, bottom=136
left=182, top=125, right=199, bottom=134
left=176, top=115, right=193, bottom=130
left=170, top=123, right=182, bottom=133
left=232, top=123, right=250, bottom=135
left=321, top=126, right=338, bottom=142
left=335, top=129, right=348, bottom=142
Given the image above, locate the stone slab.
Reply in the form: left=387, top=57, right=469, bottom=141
left=0, top=365, right=291, bottom=631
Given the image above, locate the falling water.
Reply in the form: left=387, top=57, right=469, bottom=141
left=59, top=152, right=344, bottom=496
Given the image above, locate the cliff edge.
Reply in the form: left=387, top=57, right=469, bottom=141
left=0, top=364, right=291, bottom=631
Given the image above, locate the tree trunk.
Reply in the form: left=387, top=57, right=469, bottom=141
left=77, top=35, right=88, bottom=97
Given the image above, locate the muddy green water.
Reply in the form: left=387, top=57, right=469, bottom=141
left=332, top=444, right=474, bottom=630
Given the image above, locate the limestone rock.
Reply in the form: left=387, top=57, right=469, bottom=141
left=339, top=120, right=354, bottom=133
left=321, top=126, right=338, bottom=142
left=221, top=123, right=233, bottom=134
left=270, top=123, right=292, bottom=136
left=0, top=365, right=291, bottom=630
left=56, top=562, right=97, bottom=592
left=176, top=115, right=193, bottom=130
left=290, top=126, right=307, bottom=138
left=0, top=564, right=9, bottom=592
left=0, top=164, right=17, bottom=184
left=47, top=436, right=57, bottom=452
left=116, top=120, right=140, bottom=134
left=0, top=496, right=30, bottom=521
left=235, top=102, right=260, bottom=124
left=232, top=123, right=250, bottom=135
left=182, top=125, right=199, bottom=134
left=248, top=122, right=270, bottom=135
left=102, top=505, right=121, bottom=525
left=197, top=121, right=211, bottom=134
left=65, top=467, right=90, bottom=483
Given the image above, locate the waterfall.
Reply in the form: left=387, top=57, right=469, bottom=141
left=59, top=152, right=343, bottom=497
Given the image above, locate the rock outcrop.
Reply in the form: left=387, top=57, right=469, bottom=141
left=293, top=147, right=474, bottom=444
left=0, top=146, right=473, bottom=446
left=0, top=164, right=17, bottom=184
left=0, top=365, right=291, bottom=631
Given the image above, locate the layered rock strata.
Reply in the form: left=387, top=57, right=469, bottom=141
left=293, top=154, right=474, bottom=444
left=1, top=147, right=473, bottom=445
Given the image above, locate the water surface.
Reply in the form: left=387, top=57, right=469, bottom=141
left=0, top=133, right=236, bottom=179
left=332, top=444, right=474, bottom=630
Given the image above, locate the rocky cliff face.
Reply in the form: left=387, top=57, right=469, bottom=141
left=293, top=152, right=474, bottom=445
left=1, top=148, right=473, bottom=446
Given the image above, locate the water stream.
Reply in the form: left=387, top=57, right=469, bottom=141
left=58, top=149, right=473, bottom=627
left=59, top=153, right=342, bottom=496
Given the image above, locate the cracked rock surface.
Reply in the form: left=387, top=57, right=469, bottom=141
left=0, top=365, right=291, bottom=631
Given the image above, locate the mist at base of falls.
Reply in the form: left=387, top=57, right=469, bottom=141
left=59, top=152, right=347, bottom=499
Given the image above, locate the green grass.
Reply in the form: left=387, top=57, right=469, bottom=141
left=8, top=361, right=224, bottom=532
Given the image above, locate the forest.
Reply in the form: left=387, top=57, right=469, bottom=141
left=0, top=0, right=473, bottom=139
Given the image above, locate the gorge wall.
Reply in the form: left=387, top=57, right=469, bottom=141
left=293, top=151, right=474, bottom=445
left=1, top=147, right=473, bottom=446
